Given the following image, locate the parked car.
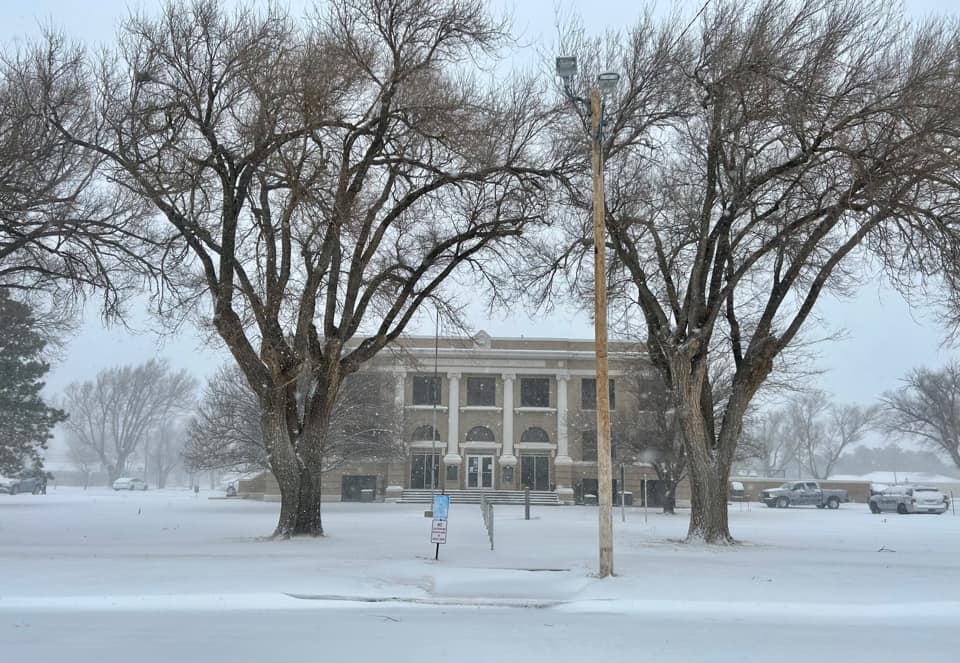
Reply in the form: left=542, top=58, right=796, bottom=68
left=869, top=485, right=947, bottom=514
left=761, top=481, right=849, bottom=509
left=0, top=473, right=47, bottom=495
left=112, top=477, right=148, bottom=491
left=729, top=481, right=746, bottom=501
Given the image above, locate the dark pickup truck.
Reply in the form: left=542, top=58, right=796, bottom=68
left=761, top=481, right=849, bottom=509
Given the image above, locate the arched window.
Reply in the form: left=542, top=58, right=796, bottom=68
left=465, top=426, right=496, bottom=442
left=520, top=427, right=550, bottom=443
left=411, top=425, right=440, bottom=441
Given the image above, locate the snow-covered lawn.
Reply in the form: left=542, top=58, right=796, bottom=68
left=1, top=488, right=958, bottom=661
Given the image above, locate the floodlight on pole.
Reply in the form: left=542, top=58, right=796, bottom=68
left=597, top=72, right=620, bottom=94
left=555, top=56, right=578, bottom=80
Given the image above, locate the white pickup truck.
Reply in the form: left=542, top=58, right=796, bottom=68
left=761, top=481, right=850, bottom=509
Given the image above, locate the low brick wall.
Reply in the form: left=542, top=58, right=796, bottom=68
left=732, top=477, right=872, bottom=503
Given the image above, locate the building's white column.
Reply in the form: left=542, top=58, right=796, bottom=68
left=556, top=373, right=572, bottom=464
left=445, top=372, right=461, bottom=464
left=394, top=370, right=405, bottom=408
left=500, top=372, right=517, bottom=466
left=386, top=370, right=407, bottom=502
left=554, top=373, right=574, bottom=503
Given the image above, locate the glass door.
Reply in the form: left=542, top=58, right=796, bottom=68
left=410, top=453, right=441, bottom=489
left=520, top=455, right=550, bottom=491
left=467, top=455, right=495, bottom=489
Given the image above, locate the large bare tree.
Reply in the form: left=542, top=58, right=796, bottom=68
left=62, top=359, right=197, bottom=484
left=34, top=0, right=558, bottom=536
left=540, top=0, right=960, bottom=542
left=881, top=362, right=960, bottom=470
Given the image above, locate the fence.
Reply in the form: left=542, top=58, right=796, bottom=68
left=480, top=494, right=494, bottom=551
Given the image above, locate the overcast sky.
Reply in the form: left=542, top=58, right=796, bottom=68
left=4, top=0, right=958, bottom=427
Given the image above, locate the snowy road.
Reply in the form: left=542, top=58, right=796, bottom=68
left=1, top=488, right=958, bottom=660
left=5, top=602, right=956, bottom=663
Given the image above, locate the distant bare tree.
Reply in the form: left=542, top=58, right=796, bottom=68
left=537, top=0, right=960, bottom=542
left=32, top=0, right=559, bottom=537
left=145, top=419, right=189, bottom=488
left=66, top=434, right=101, bottom=489
left=881, top=362, right=960, bottom=470
left=739, top=410, right=796, bottom=478
left=184, top=364, right=403, bottom=476
left=785, top=390, right=874, bottom=479
left=184, top=365, right=266, bottom=474
left=62, top=360, right=196, bottom=484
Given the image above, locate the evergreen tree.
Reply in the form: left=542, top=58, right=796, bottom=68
left=0, top=289, right=66, bottom=475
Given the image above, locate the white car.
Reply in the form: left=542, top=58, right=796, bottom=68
left=112, top=477, right=148, bottom=491
left=869, top=485, right=947, bottom=514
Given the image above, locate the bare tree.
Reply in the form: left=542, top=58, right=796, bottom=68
left=780, top=389, right=874, bottom=479
left=184, top=365, right=268, bottom=474
left=33, top=0, right=559, bottom=537
left=881, top=362, right=960, bottom=470
left=185, top=364, right=403, bottom=476
left=146, top=419, right=189, bottom=488
left=1, top=35, right=161, bottom=323
left=538, top=0, right=960, bottom=542
left=66, top=432, right=101, bottom=489
left=739, top=410, right=796, bottom=478
left=611, top=368, right=687, bottom=514
left=61, top=359, right=197, bottom=484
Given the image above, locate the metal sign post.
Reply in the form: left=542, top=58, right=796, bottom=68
left=643, top=479, right=648, bottom=524
left=620, top=464, right=626, bottom=523
left=431, top=494, right=450, bottom=559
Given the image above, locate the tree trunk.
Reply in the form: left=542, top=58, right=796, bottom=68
left=661, top=482, right=677, bottom=515
left=669, top=353, right=736, bottom=544
left=291, top=469, right=323, bottom=536
left=686, top=461, right=733, bottom=543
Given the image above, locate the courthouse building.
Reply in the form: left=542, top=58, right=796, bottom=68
left=250, top=331, right=674, bottom=505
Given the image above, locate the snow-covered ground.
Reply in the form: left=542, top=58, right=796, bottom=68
left=1, top=488, right=958, bottom=662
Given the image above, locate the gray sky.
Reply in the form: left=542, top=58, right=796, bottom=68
left=4, top=0, right=958, bottom=421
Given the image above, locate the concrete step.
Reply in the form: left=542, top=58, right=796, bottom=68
left=400, top=490, right=560, bottom=505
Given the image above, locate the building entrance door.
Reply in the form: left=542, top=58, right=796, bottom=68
left=520, top=455, right=550, bottom=491
left=410, top=453, right=441, bottom=489
left=466, top=455, right=495, bottom=489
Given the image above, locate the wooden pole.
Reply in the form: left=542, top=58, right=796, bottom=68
left=592, top=87, right=614, bottom=578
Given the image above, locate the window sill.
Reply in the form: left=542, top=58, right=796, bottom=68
left=461, top=405, right=502, bottom=411
left=405, top=405, right=448, bottom=411
left=516, top=406, right=557, bottom=413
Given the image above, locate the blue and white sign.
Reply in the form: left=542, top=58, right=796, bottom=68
left=432, top=495, right=450, bottom=520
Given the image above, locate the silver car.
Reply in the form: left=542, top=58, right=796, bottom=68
left=869, top=485, right=947, bottom=515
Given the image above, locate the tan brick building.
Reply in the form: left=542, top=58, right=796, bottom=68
left=253, top=331, right=673, bottom=504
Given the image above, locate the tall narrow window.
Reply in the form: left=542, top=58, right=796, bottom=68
left=581, top=430, right=597, bottom=462
left=466, top=377, right=496, bottom=406
left=412, top=376, right=441, bottom=405
left=581, top=378, right=616, bottom=410
left=520, top=377, right=550, bottom=407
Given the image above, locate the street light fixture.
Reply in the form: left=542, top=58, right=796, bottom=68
left=556, top=55, right=619, bottom=578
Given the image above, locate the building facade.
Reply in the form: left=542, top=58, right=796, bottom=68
left=251, top=331, right=675, bottom=505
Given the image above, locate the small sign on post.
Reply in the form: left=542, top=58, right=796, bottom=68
left=430, top=518, right=447, bottom=543
left=430, top=494, right=450, bottom=559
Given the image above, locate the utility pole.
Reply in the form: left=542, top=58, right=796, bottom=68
left=556, top=56, right=619, bottom=579
left=591, top=88, right=614, bottom=578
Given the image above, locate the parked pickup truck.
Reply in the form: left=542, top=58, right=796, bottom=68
left=761, top=481, right=849, bottom=509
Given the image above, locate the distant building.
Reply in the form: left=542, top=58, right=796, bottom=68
left=250, top=332, right=676, bottom=505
